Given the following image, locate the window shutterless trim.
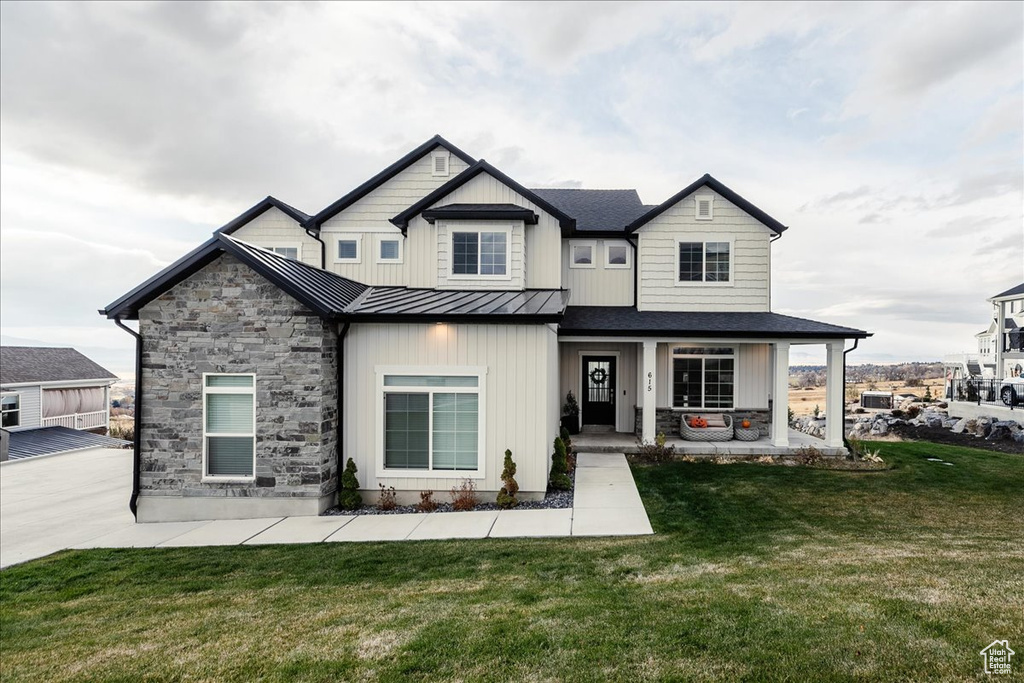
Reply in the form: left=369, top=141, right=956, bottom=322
left=374, top=366, right=487, bottom=479
left=334, top=235, right=362, bottom=264
left=201, top=373, right=256, bottom=483
left=0, top=392, right=21, bottom=429
left=604, top=240, right=631, bottom=269
left=670, top=347, right=735, bottom=410
left=569, top=240, right=596, bottom=269
left=674, top=238, right=734, bottom=287
left=445, top=223, right=513, bottom=281
left=270, top=245, right=303, bottom=261
left=374, top=234, right=404, bottom=264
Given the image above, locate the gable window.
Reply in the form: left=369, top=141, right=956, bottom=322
left=672, top=348, right=734, bottom=410
left=1, top=394, right=20, bottom=428
left=452, top=230, right=508, bottom=277
left=380, top=371, right=484, bottom=476
left=271, top=246, right=300, bottom=260
left=376, top=235, right=403, bottom=264
left=203, top=374, right=255, bottom=480
left=335, top=236, right=361, bottom=264
left=570, top=241, right=595, bottom=269
left=605, top=242, right=631, bottom=269
left=431, top=151, right=450, bottom=177
left=677, top=240, right=732, bottom=284
left=695, top=194, right=714, bottom=220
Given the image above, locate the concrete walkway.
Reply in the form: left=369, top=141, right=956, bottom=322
left=1, top=451, right=651, bottom=568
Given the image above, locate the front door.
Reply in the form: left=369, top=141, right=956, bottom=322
left=582, top=356, right=616, bottom=427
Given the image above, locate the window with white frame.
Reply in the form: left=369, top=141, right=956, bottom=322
left=203, top=374, right=255, bottom=479
left=381, top=372, right=483, bottom=474
left=376, top=235, right=403, bottom=264
left=695, top=194, right=714, bottom=220
left=570, top=241, right=595, bottom=268
left=271, top=246, right=300, bottom=260
left=451, top=230, right=508, bottom=276
left=605, top=241, right=630, bottom=268
left=1, top=394, right=20, bottom=428
left=671, top=347, right=734, bottom=410
left=431, top=151, right=450, bottom=177
left=678, top=241, right=731, bottom=284
left=336, top=236, right=361, bottom=264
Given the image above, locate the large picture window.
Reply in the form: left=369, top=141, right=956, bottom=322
left=677, top=241, right=731, bottom=283
left=381, top=372, right=483, bottom=475
left=1, top=394, right=20, bottom=428
left=203, top=374, right=255, bottom=479
left=452, top=231, right=508, bottom=276
left=671, top=348, right=734, bottom=409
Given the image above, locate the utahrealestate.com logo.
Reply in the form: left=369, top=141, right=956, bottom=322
left=980, top=640, right=1015, bottom=675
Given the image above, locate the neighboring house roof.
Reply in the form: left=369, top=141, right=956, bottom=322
left=530, top=189, right=653, bottom=233
left=558, top=306, right=870, bottom=339
left=421, top=204, right=539, bottom=224
left=304, top=135, right=477, bottom=232
left=0, top=347, right=118, bottom=384
left=101, top=234, right=569, bottom=323
left=6, top=426, right=129, bottom=460
left=216, top=196, right=310, bottom=235
left=991, top=282, right=1024, bottom=300
left=625, top=174, right=788, bottom=235
left=390, top=160, right=577, bottom=234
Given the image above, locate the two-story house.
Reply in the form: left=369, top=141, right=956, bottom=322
left=102, top=135, right=869, bottom=522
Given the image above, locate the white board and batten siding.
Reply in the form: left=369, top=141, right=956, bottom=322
left=558, top=342, right=638, bottom=432
left=1, top=384, right=41, bottom=431
left=654, top=342, right=770, bottom=410
left=320, top=147, right=471, bottom=287
left=637, top=188, right=772, bottom=312
left=344, top=323, right=559, bottom=495
left=561, top=239, right=634, bottom=306
left=228, top=207, right=322, bottom=268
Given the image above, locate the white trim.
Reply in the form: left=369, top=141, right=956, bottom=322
left=576, top=350, right=622, bottom=432
left=558, top=335, right=853, bottom=345
left=201, top=373, right=256, bottom=483
left=431, top=150, right=450, bottom=177
left=446, top=223, right=513, bottom=281
left=374, top=234, right=404, bottom=264
left=269, top=245, right=302, bottom=261
left=1, top=392, right=22, bottom=429
left=334, top=235, right=362, bottom=264
left=604, top=240, right=631, bottom=269
left=695, top=193, right=714, bottom=220
left=569, top=240, right=597, bottom=269
left=674, top=238, right=735, bottom=287
left=374, top=366, right=487, bottom=480
left=670, top=346, right=736, bottom=410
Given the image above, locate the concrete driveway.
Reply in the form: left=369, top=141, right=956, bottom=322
left=1, top=448, right=134, bottom=568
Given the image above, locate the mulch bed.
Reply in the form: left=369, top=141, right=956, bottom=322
left=888, top=423, right=1024, bottom=455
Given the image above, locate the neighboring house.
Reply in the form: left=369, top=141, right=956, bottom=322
left=102, top=135, right=869, bottom=522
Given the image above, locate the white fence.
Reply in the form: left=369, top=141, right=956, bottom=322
left=42, top=410, right=108, bottom=430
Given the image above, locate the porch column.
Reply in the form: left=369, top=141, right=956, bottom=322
left=995, top=299, right=1006, bottom=378
left=642, top=340, right=657, bottom=443
left=825, top=340, right=845, bottom=448
left=772, top=341, right=790, bottom=447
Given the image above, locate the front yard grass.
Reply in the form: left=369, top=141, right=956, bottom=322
left=1, top=441, right=1022, bottom=681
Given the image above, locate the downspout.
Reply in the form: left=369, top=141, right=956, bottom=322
left=306, top=228, right=326, bottom=269
left=113, top=317, right=142, bottom=519
left=842, top=338, right=859, bottom=454
left=629, top=237, right=639, bottom=309
left=336, top=322, right=350, bottom=497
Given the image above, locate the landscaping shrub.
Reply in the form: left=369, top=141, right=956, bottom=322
left=451, top=479, right=478, bottom=511
left=560, top=427, right=577, bottom=474
left=906, top=405, right=921, bottom=418
left=496, top=449, right=519, bottom=509
left=338, top=458, right=362, bottom=510
left=795, top=445, right=823, bottom=466
left=417, top=490, right=438, bottom=513
left=108, top=421, right=135, bottom=441
left=377, top=484, right=397, bottom=511
left=635, top=431, right=675, bottom=463
left=549, top=437, right=572, bottom=490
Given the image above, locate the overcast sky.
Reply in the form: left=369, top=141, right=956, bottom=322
left=1, top=1, right=1022, bottom=376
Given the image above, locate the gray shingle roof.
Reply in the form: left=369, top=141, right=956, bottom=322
left=558, top=307, right=870, bottom=339
left=529, top=189, right=652, bottom=232
left=992, top=283, right=1024, bottom=299
left=1, top=347, right=119, bottom=384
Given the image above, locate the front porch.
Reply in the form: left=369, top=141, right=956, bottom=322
left=571, top=428, right=846, bottom=456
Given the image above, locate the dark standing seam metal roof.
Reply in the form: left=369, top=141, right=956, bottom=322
left=529, top=189, right=653, bottom=232
left=1, top=347, right=118, bottom=384
left=992, top=282, right=1024, bottom=299
left=421, top=204, right=539, bottom=224
left=390, top=160, right=577, bottom=234
left=6, top=426, right=130, bottom=460
left=626, top=174, right=789, bottom=235
left=304, top=135, right=477, bottom=231
left=216, top=196, right=310, bottom=235
left=348, top=288, right=570, bottom=322
left=558, top=307, right=869, bottom=339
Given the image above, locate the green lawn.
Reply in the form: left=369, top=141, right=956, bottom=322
left=1, top=442, right=1022, bottom=682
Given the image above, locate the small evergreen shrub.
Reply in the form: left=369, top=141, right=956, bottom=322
left=417, top=490, right=438, bottom=513
left=377, top=484, right=397, bottom=511
left=451, top=479, right=479, bottom=511
left=549, top=437, right=572, bottom=490
left=496, top=449, right=520, bottom=509
left=338, top=458, right=362, bottom=510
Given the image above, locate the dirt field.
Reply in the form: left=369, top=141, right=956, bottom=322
left=788, top=377, right=946, bottom=417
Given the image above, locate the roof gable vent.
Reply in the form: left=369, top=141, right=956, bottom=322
left=431, top=151, right=450, bottom=177
left=695, top=194, right=714, bottom=220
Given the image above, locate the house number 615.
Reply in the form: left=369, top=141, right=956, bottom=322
left=647, top=371, right=653, bottom=392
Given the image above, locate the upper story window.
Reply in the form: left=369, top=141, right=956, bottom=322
left=1, top=394, right=20, bottom=428
left=605, top=242, right=630, bottom=269
left=452, top=230, right=508, bottom=277
left=677, top=240, right=732, bottom=285
left=375, top=235, right=403, bottom=264
left=270, top=246, right=300, bottom=260
left=431, top=151, right=450, bottom=177
left=335, top=236, right=361, bottom=264
left=203, top=374, right=255, bottom=481
left=695, top=194, right=714, bottom=220
left=570, top=241, right=595, bottom=269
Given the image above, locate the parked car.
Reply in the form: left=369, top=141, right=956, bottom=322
left=999, top=377, right=1024, bottom=406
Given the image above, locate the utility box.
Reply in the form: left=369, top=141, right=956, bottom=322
left=860, top=391, right=893, bottom=410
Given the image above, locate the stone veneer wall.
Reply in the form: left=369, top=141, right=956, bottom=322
left=138, top=254, right=339, bottom=506
left=635, top=408, right=771, bottom=437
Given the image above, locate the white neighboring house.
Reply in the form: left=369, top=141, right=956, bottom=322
left=0, top=347, right=118, bottom=433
